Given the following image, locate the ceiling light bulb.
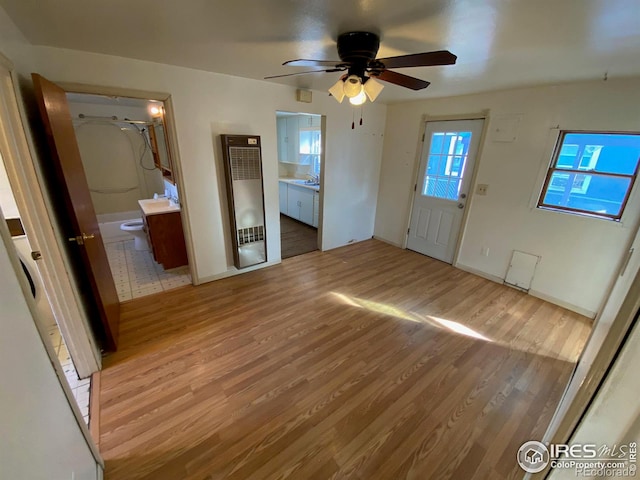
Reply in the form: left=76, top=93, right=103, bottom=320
left=349, top=90, right=367, bottom=106
left=343, top=75, right=363, bottom=98
left=149, top=105, right=162, bottom=116
left=328, top=79, right=345, bottom=103
left=363, top=77, right=384, bottom=102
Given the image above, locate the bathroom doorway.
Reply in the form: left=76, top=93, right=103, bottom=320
left=276, top=111, right=324, bottom=259
left=65, top=92, right=192, bottom=301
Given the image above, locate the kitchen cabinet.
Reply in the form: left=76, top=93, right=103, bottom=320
left=300, top=115, right=321, bottom=128
left=276, top=117, right=288, bottom=163
left=284, top=183, right=314, bottom=226
left=279, top=181, right=288, bottom=213
left=286, top=117, right=299, bottom=162
left=276, top=116, right=300, bottom=163
left=142, top=210, right=188, bottom=269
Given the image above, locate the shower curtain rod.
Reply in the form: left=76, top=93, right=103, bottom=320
left=76, top=113, right=153, bottom=125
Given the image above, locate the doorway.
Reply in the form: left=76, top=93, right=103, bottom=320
left=66, top=93, right=191, bottom=301
left=407, top=119, right=484, bottom=263
left=276, top=111, right=323, bottom=259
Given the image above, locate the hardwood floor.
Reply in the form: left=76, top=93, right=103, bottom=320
left=280, top=214, right=318, bottom=259
left=98, top=240, right=591, bottom=480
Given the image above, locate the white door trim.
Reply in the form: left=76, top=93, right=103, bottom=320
left=403, top=113, right=490, bottom=266
left=0, top=65, right=101, bottom=377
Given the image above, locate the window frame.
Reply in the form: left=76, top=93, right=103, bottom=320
left=537, top=130, right=640, bottom=222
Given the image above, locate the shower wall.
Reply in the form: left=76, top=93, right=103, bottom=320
left=67, top=100, right=164, bottom=215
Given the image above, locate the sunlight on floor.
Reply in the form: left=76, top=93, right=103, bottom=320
left=330, top=291, right=586, bottom=362
left=330, top=292, right=492, bottom=342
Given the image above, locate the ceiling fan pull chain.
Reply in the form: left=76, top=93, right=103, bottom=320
left=360, top=106, right=363, bottom=126
left=352, top=109, right=355, bottom=130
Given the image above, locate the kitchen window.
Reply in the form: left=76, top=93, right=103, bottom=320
left=299, top=127, right=321, bottom=175
left=537, top=131, right=640, bottom=221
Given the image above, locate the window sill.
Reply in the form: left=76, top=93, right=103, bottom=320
left=531, top=205, right=629, bottom=228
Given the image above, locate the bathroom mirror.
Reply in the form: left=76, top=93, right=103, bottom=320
left=149, top=120, right=174, bottom=183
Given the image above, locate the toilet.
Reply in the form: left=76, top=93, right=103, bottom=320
left=120, top=220, right=149, bottom=251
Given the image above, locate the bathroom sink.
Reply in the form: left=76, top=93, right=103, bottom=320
left=138, top=198, right=180, bottom=216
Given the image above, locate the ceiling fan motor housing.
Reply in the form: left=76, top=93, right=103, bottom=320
left=337, top=31, right=380, bottom=78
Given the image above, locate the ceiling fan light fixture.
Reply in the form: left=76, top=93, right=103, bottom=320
left=363, top=77, right=384, bottom=102
left=343, top=75, right=363, bottom=98
left=328, top=79, right=346, bottom=103
left=349, top=90, right=367, bottom=106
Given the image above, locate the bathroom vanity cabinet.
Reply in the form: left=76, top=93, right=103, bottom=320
left=142, top=211, right=188, bottom=269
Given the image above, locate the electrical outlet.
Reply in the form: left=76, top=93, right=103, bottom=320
left=476, top=184, right=489, bottom=196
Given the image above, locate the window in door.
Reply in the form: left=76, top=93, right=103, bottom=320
left=538, top=132, right=640, bottom=220
left=299, top=127, right=321, bottom=175
left=423, top=131, right=473, bottom=201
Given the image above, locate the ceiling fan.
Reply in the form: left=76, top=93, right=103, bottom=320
left=265, top=31, right=457, bottom=105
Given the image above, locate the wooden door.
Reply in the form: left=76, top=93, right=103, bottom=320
left=32, top=74, right=119, bottom=351
left=407, top=119, right=484, bottom=263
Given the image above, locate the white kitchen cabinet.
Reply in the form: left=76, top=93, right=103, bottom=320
left=286, top=116, right=299, bottom=162
left=279, top=181, right=288, bottom=214
left=277, top=117, right=288, bottom=162
left=286, top=184, right=314, bottom=225
left=312, top=191, right=320, bottom=227
left=299, top=115, right=321, bottom=128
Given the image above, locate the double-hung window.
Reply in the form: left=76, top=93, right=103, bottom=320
left=299, top=127, right=321, bottom=176
left=538, top=131, right=640, bottom=221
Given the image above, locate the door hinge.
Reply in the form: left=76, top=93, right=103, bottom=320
left=407, top=227, right=410, bottom=234
left=414, top=184, right=417, bottom=192
left=421, top=133, right=425, bottom=142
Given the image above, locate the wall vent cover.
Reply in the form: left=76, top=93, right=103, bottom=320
left=230, top=146, right=261, bottom=180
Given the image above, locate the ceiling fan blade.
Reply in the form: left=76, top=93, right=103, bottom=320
left=374, top=70, right=430, bottom=90
left=264, top=68, right=344, bottom=79
left=283, top=59, right=345, bottom=67
left=377, top=50, right=457, bottom=69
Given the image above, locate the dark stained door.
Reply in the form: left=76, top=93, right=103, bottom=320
left=32, top=73, right=119, bottom=351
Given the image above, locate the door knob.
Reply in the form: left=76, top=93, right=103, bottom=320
left=457, top=203, right=464, bottom=209
left=460, top=193, right=467, bottom=199
left=68, top=233, right=95, bottom=245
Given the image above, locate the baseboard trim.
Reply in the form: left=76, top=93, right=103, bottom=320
left=456, top=263, right=596, bottom=319
left=194, top=259, right=282, bottom=285
left=372, top=235, right=403, bottom=248
left=89, top=370, right=100, bottom=447
left=454, top=262, right=504, bottom=284
left=529, top=289, right=597, bottom=319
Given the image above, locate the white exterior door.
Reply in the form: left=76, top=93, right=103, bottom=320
left=407, top=119, right=484, bottom=263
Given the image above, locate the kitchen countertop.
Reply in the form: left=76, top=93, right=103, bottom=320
left=138, top=198, right=181, bottom=216
left=279, top=178, right=320, bottom=192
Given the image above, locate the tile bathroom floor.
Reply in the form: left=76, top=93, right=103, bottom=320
left=105, top=239, right=191, bottom=302
left=46, top=322, right=90, bottom=424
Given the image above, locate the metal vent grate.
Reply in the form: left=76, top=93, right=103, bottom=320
left=230, top=146, right=261, bottom=180
left=237, top=225, right=265, bottom=246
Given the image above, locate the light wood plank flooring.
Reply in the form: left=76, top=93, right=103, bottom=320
left=98, top=240, right=591, bottom=480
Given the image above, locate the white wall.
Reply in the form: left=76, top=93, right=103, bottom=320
left=31, top=46, right=386, bottom=281
left=0, top=222, right=99, bottom=479
left=375, top=78, right=640, bottom=316
left=67, top=100, right=164, bottom=215
left=0, top=152, right=19, bottom=218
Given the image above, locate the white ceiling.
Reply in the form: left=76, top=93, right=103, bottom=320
left=2, top=0, right=639, bottom=103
